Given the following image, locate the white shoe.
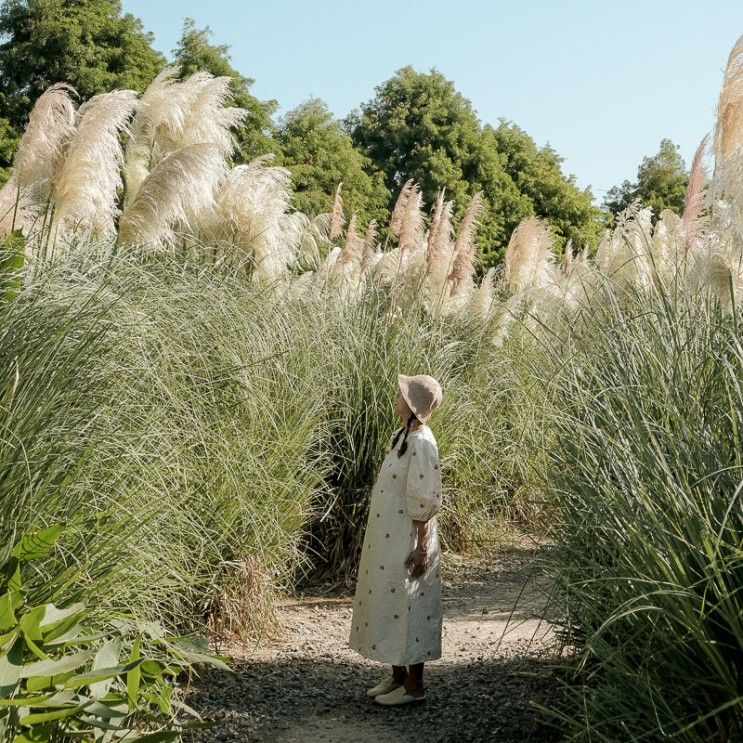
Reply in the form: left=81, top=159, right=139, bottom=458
left=374, top=684, right=426, bottom=705
left=366, top=675, right=401, bottom=697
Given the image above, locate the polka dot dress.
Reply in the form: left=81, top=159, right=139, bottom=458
left=348, top=425, right=443, bottom=665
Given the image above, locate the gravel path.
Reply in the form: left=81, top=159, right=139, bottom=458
left=184, top=537, right=561, bottom=742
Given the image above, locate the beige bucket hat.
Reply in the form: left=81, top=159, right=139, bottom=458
left=398, top=373, right=443, bottom=423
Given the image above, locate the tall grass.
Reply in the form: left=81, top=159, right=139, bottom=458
left=513, top=284, right=743, bottom=740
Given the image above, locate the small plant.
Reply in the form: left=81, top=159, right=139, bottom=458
left=0, top=525, right=223, bottom=742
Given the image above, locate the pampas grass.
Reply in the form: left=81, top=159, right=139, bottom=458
left=51, top=89, right=138, bottom=236
left=118, top=143, right=226, bottom=247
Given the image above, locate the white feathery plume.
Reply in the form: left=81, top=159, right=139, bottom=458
left=337, top=212, right=362, bottom=270
left=314, top=246, right=342, bottom=291
left=118, top=143, right=226, bottom=247
left=390, top=179, right=414, bottom=237
left=0, top=176, right=33, bottom=238
left=425, top=191, right=452, bottom=275
left=503, top=217, right=556, bottom=295
left=52, top=89, right=138, bottom=235
left=398, top=183, right=424, bottom=254
left=360, top=219, right=379, bottom=276
left=448, top=192, right=484, bottom=298
left=714, top=34, right=743, bottom=167
left=124, top=67, right=245, bottom=203
left=123, top=66, right=183, bottom=201
left=13, top=83, right=77, bottom=203
left=563, top=239, right=573, bottom=267
left=595, top=203, right=654, bottom=289
left=682, top=135, right=709, bottom=254
left=206, top=157, right=298, bottom=282
left=296, top=212, right=331, bottom=267
left=329, top=183, right=345, bottom=242
left=469, top=267, right=497, bottom=319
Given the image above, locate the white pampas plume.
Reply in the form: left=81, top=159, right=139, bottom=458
left=124, top=67, right=245, bottom=203
left=206, top=157, right=298, bottom=281
left=503, top=217, right=556, bottom=294
left=176, top=73, right=246, bottom=155
left=118, top=143, right=226, bottom=246
left=0, top=176, right=34, bottom=238
left=296, top=212, right=331, bottom=267
left=361, top=219, right=379, bottom=275
left=563, top=239, right=573, bottom=267
left=449, top=192, right=484, bottom=297
left=337, top=212, right=363, bottom=271
left=314, top=246, right=342, bottom=290
left=329, top=183, right=345, bottom=241
left=682, top=135, right=709, bottom=253
left=390, top=179, right=414, bottom=237
left=52, top=89, right=137, bottom=235
left=595, top=203, right=654, bottom=289
left=398, top=183, right=424, bottom=254
left=425, top=191, right=452, bottom=275
left=470, top=267, right=497, bottom=319
left=13, top=83, right=77, bottom=203
left=715, top=34, right=743, bottom=165
left=123, top=66, right=183, bottom=200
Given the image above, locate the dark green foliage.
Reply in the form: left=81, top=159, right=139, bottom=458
left=604, top=138, right=689, bottom=223
left=0, top=0, right=166, bottom=174
left=277, top=98, right=389, bottom=227
left=349, top=67, right=602, bottom=269
left=0, top=526, right=212, bottom=740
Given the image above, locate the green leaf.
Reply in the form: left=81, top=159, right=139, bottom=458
left=11, top=527, right=63, bottom=562
left=63, top=659, right=141, bottom=690
left=0, top=593, right=18, bottom=634
left=89, top=639, right=121, bottom=699
left=12, top=728, right=52, bottom=743
left=39, top=603, right=85, bottom=637
left=19, top=703, right=85, bottom=726
left=26, top=670, right=75, bottom=692
left=126, top=638, right=141, bottom=709
left=19, top=648, right=95, bottom=678
left=0, top=638, right=23, bottom=696
left=3, top=558, right=21, bottom=593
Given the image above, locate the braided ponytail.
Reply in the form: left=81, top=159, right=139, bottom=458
left=390, top=412, right=417, bottom=458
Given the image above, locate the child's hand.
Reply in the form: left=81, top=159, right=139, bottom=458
left=405, top=546, right=429, bottom=579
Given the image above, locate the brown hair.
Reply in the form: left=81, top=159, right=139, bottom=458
left=390, top=412, right=418, bottom=458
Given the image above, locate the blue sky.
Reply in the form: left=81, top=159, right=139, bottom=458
left=122, top=1, right=743, bottom=202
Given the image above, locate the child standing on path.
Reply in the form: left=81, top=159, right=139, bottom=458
left=348, top=373, right=444, bottom=706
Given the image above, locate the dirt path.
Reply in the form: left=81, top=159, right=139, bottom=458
left=185, top=537, right=560, bottom=743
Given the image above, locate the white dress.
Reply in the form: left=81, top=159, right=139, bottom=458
left=348, top=424, right=443, bottom=665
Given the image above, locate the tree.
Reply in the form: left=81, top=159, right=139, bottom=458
left=172, top=19, right=278, bottom=161
left=490, top=121, right=603, bottom=252
left=604, top=138, right=688, bottom=222
left=349, top=67, right=600, bottom=269
left=277, top=98, right=389, bottom=226
left=0, top=0, right=166, bottom=179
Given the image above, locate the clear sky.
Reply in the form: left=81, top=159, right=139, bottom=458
left=121, top=0, right=743, bottom=202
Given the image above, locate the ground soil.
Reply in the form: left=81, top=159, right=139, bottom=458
left=184, top=535, right=563, bottom=743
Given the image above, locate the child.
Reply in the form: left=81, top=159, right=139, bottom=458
left=348, top=373, right=444, bottom=705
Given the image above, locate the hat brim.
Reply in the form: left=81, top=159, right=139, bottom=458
left=397, top=374, right=427, bottom=422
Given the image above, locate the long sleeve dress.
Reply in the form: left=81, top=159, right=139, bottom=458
left=348, top=424, right=443, bottom=666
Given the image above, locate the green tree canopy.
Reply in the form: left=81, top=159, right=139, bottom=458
left=277, top=98, right=389, bottom=226
left=0, top=0, right=166, bottom=179
left=172, top=18, right=277, bottom=161
left=349, top=66, right=601, bottom=268
left=0, top=0, right=165, bottom=127
left=603, top=138, right=688, bottom=222
left=490, top=121, right=602, bottom=252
